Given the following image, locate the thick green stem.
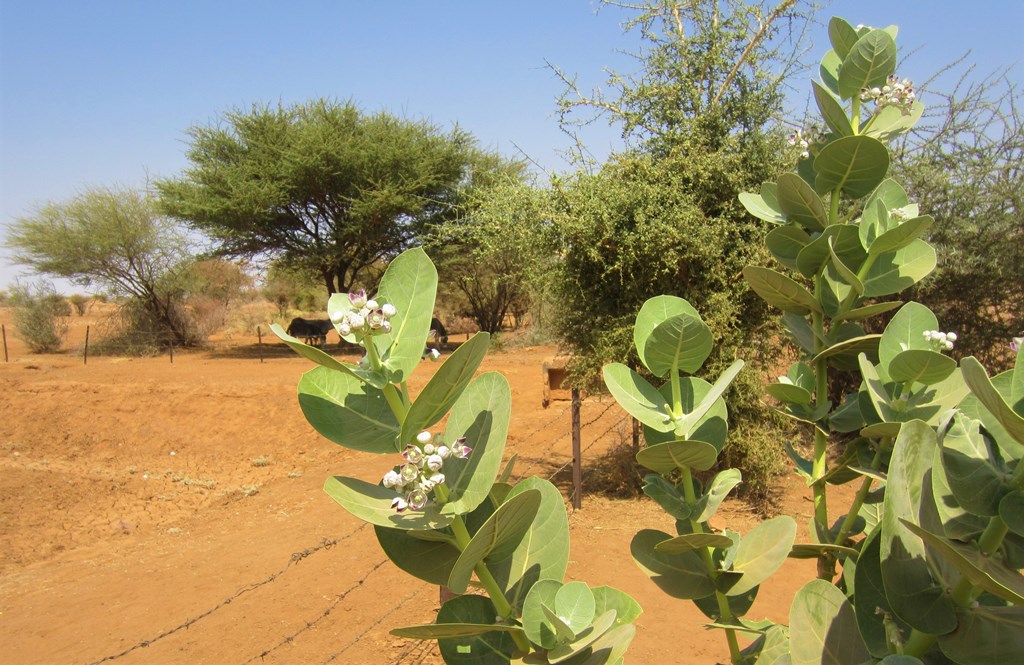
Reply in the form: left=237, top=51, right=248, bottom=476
left=829, top=187, right=842, bottom=226
left=810, top=309, right=831, bottom=578
left=681, top=468, right=742, bottom=663
left=365, top=338, right=408, bottom=421
left=439, top=486, right=532, bottom=654
left=832, top=445, right=885, bottom=547
left=851, top=97, right=861, bottom=133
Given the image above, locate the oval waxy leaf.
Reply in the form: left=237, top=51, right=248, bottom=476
left=862, top=240, right=937, bottom=297
left=766, top=226, right=813, bottom=271
left=641, top=474, right=691, bottom=520
left=272, top=323, right=387, bottom=387
left=631, top=529, right=715, bottom=600
left=323, top=475, right=453, bottom=530
left=937, top=605, right=1024, bottom=665
left=727, top=516, right=797, bottom=597
left=592, top=585, right=643, bottom=627
left=881, top=420, right=958, bottom=634
left=888, top=349, right=957, bottom=386
left=489, top=477, right=571, bottom=611
left=373, top=246, right=438, bottom=383
left=789, top=579, right=871, bottom=665
left=297, top=366, right=401, bottom=453
left=837, top=29, right=898, bottom=100
left=1000, top=491, right=1024, bottom=537
left=603, top=363, right=674, bottom=432
left=814, top=135, right=890, bottom=199
left=739, top=182, right=787, bottom=225
left=813, top=80, right=854, bottom=137
left=777, top=173, right=828, bottom=231
left=375, top=525, right=460, bottom=586
left=869, top=215, right=934, bottom=257
left=827, top=16, right=860, bottom=60
left=820, top=49, right=842, bottom=95
left=400, top=331, right=489, bottom=444
left=391, top=622, right=524, bottom=639
left=636, top=439, right=719, bottom=473
left=962, top=356, right=1024, bottom=448
left=959, top=367, right=1024, bottom=461
left=644, top=312, right=714, bottom=377
left=522, top=579, right=562, bottom=649
left=743, top=266, right=820, bottom=315
left=447, top=488, right=543, bottom=594
left=940, top=414, right=1011, bottom=517
left=766, top=382, right=813, bottom=406
left=854, top=528, right=910, bottom=658
left=675, top=360, right=743, bottom=443
left=834, top=300, right=903, bottom=323
left=441, top=372, right=512, bottom=516
left=633, top=295, right=703, bottom=372
left=878, top=301, right=938, bottom=372
left=863, top=101, right=925, bottom=143
left=694, top=469, right=743, bottom=524
left=436, top=594, right=517, bottom=665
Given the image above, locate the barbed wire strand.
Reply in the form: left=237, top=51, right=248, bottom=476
left=84, top=529, right=362, bottom=665
left=321, top=584, right=430, bottom=663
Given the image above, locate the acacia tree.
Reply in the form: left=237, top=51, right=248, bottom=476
left=4, top=186, right=198, bottom=345
left=158, top=99, right=501, bottom=296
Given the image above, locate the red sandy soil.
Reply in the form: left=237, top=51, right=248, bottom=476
left=0, top=308, right=851, bottom=664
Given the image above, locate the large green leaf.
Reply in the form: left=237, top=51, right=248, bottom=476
left=811, top=334, right=880, bottom=366
left=642, top=474, right=691, bottom=520
left=436, top=595, right=517, bottom=665
left=375, top=525, right=460, bottom=585
left=489, top=477, right=570, bottom=611
left=636, top=439, right=719, bottom=473
left=739, top=182, right=787, bottom=225
left=631, top=529, right=715, bottom=600
left=857, top=355, right=898, bottom=423
left=901, top=520, right=1024, bottom=605
left=869, top=215, right=934, bottom=257
left=744, top=266, right=821, bottom=315
left=880, top=420, right=957, bottom=634
left=554, top=581, right=597, bottom=635
left=766, top=226, right=813, bottom=271
left=374, top=247, right=438, bottom=383
left=675, top=360, right=744, bottom=442
left=813, top=80, right=854, bottom=137
left=777, top=173, right=828, bottom=231
left=959, top=367, right=1024, bottom=460
left=592, top=586, right=642, bottom=626
left=797, top=224, right=864, bottom=279
left=633, top=295, right=702, bottom=371
left=447, top=488, right=542, bottom=594
left=271, top=323, right=387, bottom=387
left=643, top=312, right=713, bottom=377
left=644, top=377, right=729, bottom=451
left=888, top=350, right=957, bottom=386
left=827, top=16, right=860, bottom=60
left=392, top=622, right=522, bottom=639
left=1001, top=491, right=1024, bottom=538
left=727, top=517, right=797, bottom=597
left=834, top=300, right=904, bottom=323
left=814, top=135, right=890, bottom=199
left=789, top=579, right=871, bottom=665
left=862, top=240, right=937, bottom=298
left=441, top=372, right=512, bottom=515
left=820, top=49, right=842, bottom=95
left=940, top=414, right=1010, bottom=516
left=853, top=529, right=910, bottom=658
left=522, top=579, right=562, bottom=649
left=961, top=356, right=1024, bottom=448
left=323, top=475, right=453, bottom=530
left=400, top=331, right=489, bottom=443
left=878, top=301, right=938, bottom=372
left=297, top=366, right=400, bottom=453
left=602, top=363, right=674, bottom=432
left=937, top=606, right=1024, bottom=665
left=863, top=101, right=925, bottom=143
left=837, top=29, right=898, bottom=100
left=547, top=610, right=618, bottom=664
left=694, top=468, right=743, bottom=523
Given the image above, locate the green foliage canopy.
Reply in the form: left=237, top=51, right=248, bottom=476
left=158, top=99, right=501, bottom=296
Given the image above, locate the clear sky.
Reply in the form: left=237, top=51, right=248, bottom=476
left=1, top=0, right=1021, bottom=292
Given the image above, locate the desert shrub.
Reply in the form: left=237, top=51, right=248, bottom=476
left=224, top=299, right=279, bottom=337
left=88, top=296, right=199, bottom=356
left=9, top=282, right=68, bottom=353
left=68, top=294, right=90, bottom=316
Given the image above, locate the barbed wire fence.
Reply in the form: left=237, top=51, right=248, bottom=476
left=76, top=393, right=631, bottom=665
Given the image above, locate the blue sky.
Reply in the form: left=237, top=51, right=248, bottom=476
left=1, top=0, right=1021, bottom=292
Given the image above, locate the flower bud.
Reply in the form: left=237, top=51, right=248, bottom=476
left=349, top=289, right=367, bottom=309
left=381, top=303, right=397, bottom=318
left=437, top=445, right=450, bottom=459
left=426, top=454, right=444, bottom=472
left=330, top=310, right=345, bottom=323
left=348, top=313, right=365, bottom=329
left=366, top=299, right=379, bottom=310
left=416, top=431, right=432, bottom=445
left=391, top=496, right=408, bottom=512
left=339, top=323, right=351, bottom=336
left=382, top=470, right=402, bottom=488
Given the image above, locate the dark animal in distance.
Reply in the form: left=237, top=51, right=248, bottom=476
left=287, top=318, right=333, bottom=347
left=429, top=317, right=449, bottom=350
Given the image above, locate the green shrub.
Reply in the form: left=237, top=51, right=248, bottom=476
left=10, top=283, right=68, bottom=353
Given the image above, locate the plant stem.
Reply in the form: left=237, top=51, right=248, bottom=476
left=681, top=468, right=742, bottom=664
left=810, top=308, right=832, bottom=578
left=365, top=337, right=408, bottom=420
left=437, top=486, right=532, bottom=654
left=832, top=444, right=885, bottom=548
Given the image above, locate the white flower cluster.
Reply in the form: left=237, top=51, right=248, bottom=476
left=860, top=74, right=916, bottom=115
left=923, top=329, right=957, bottom=352
left=787, top=126, right=826, bottom=160
left=788, top=129, right=810, bottom=159
left=330, top=289, right=397, bottom=337
left=382, top=430, right=473, bottom=512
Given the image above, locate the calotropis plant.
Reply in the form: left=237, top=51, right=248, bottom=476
left=603, top=295, right=797, bottom=664
left=727, top=16, right=1024, bottom=665
left=271, top=248, right=639, bottom=664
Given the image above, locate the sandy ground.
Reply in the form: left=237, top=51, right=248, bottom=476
left=0, top=308, right=845, bottom=664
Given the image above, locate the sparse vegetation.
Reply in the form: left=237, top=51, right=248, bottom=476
left=8, top=282, right=69, bottom=353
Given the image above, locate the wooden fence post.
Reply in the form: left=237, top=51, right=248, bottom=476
left=257, top=326, right=264, bottom=363
left=2, top=324, right=7, bottom=363
left=632, top=417, right=640, bottom=454
left=571, top=388, right=582, bottom=510
left=83, top=325, right=90, bottom=365
left=169, top=342, right=174, bottom=364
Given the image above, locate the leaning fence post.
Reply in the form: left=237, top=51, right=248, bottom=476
left=2, top=324, right=7, bottom=363
left=257, top=325, right=264, bottom=363
left=571, top=388, right=582, bottom=510
left=632, top=417, right=640, bottom=454
left=169, top=342, right=174, bottom=364
left=83, top=325, right=90, bottom=365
